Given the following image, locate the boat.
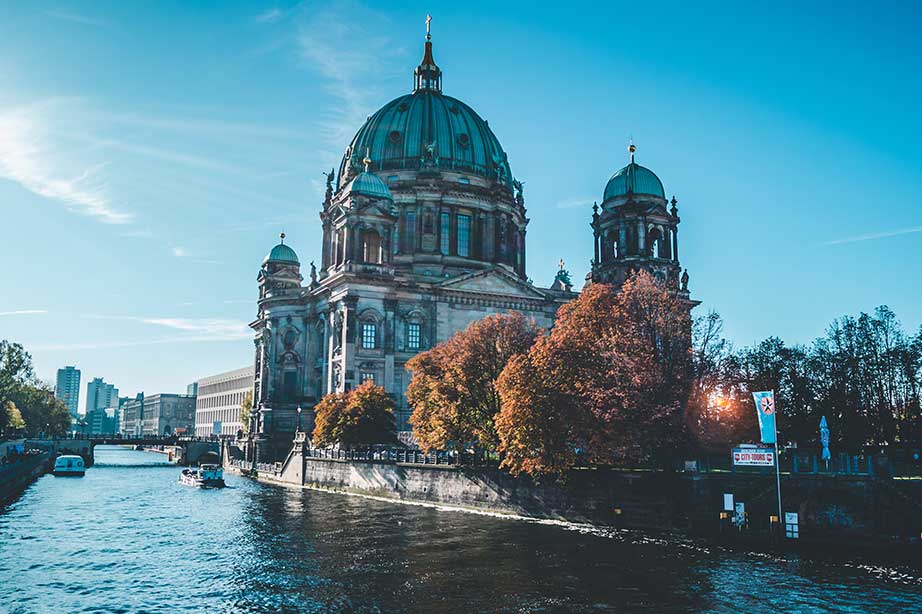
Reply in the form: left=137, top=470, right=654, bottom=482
left=178, top=464, right=225, bottom=488
left=52, top=455, right=86, bottom=477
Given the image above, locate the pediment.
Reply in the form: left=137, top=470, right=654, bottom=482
left=439, top=269, right=547, bottom=299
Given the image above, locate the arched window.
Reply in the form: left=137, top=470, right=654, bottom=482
left=363, top=229, right=382, bottom=264
left=648, top=227, right=663, bottom=258
left=361, top=320, right=377, bottom=349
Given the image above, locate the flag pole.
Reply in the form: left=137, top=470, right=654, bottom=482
left=773, top=388, right=783, bottom=535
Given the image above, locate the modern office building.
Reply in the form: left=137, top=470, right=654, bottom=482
left=194, top=366, right=253, bottom=437
left=120, top=393, right=196, bottom=437
left=85, top=378, right=119, bottom=414
left=55, top=366, right=81, bottom=418
left=186, top=382, right=198, bottom=397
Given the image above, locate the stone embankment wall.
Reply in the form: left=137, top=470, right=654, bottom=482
left=0, top=453, right=50, bottom=506
left=225, top=443, right=922, bottom=544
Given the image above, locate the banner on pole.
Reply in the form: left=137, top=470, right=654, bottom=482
left=819, top=416, right=831, bottom=461
left=752, top=390, right=777, bottom=444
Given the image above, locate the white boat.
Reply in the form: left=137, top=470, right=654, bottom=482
left=178, top=464, right=225, bottom=488
left=52, top=455, right=86, bottom=477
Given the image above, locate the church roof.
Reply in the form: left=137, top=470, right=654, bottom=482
left=337, top=31, right=512, bottom=189
left=263, top=234, right=299, bottom=266
left=344, top=171, right=393, bottom=200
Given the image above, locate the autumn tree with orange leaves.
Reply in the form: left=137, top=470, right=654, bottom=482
left=495, top=271, right=693, bottom=476
left=311, top=381, right=397, bottom=448
left=407, top=312, right=541, bottom=455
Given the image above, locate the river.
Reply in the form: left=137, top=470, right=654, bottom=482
left=0, top=446, right=920, bottom=613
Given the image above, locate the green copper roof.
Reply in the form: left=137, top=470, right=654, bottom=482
left=345, top=171, right=393, bottom=200
left=338, top=37, right=512, bottom=189
left=603, top=162, right=665, bottom=202
left=263, top=242, right=299, bottom=266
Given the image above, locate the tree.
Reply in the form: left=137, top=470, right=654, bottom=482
left=311, top=381, right=396, bottom=448
left=685, top=312, right=754, bottom=452
left=496, top=271, right=693, bottom=476
left=14, top=383, right=71, bottom=437
left=239, top=390, right=253, bottom=435
left=407, top=312, right=540, bottom=454
left=1, top=400, right=26, bottom=434
left=0, top=340, right=35, bottom=412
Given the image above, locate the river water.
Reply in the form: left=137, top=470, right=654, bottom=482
left=1, top=446, right=921, bottom=613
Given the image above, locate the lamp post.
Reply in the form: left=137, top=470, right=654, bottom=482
left=296, top=406, right=302, bottom=433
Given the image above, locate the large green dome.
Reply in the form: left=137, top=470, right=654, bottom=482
left=337, top=38, right=512, bottom=188
left=603, top=162, right=665, bottom=202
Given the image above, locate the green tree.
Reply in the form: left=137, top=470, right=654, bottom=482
left=1, top=400, right=26, bottom=433
left=239, top=390, right=253, bottom=435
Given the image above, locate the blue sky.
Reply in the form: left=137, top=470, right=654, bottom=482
left=1, top=1, right=920, bottom=399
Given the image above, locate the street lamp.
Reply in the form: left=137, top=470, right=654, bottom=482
left=296, top=406, right=302, bottom=433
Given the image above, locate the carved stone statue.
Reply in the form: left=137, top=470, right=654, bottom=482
left=309, top=261, right=318, bottom=285
left=681, top=268, right=689, bottom=291
left=512, top=179, right=524, bottom=205
left=322, top=169, right=335, bottom=204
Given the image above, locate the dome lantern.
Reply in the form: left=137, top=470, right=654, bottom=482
left=414, top=15, right=442, bottom=93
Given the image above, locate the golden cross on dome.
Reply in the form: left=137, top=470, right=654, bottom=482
left=363, top=147, right=372, bottom=172
left=426, top=14, right=432, bottom=40
left=280, top=231, right=286, bottom=243
left=558, top=258, right=565, bottom=271
left=629, top=138, right=635, bottom=163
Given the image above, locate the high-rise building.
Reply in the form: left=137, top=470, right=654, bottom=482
left=186, top=382, right=198, bottom=397
left=85, top=378, right=119, bottom=414
left=55, top=366, right=81, bottom=418
left=194, top=366, right=253, bottom=437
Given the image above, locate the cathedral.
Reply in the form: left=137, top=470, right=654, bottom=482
left=247, top=25, right=693, bottom=457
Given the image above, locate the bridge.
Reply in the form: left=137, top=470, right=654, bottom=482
left=25, top=435, right=220, bottom=467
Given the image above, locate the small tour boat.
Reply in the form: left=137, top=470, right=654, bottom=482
left=52, top=455, right=86, bottom=477
left=178, top=464, right=225, bottom=488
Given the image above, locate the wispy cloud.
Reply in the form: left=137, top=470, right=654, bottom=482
left=45, top=10, right=110, bottom=28
left=555, top=197, right=594, bottom=209
left=295, top=1, right=405, bottom=147
left=171, top=246, right=188, bottom=257
left=31, top=335, right=247, bottom=352
left=0, top=309, right=47, bottom=317
left=823, top=225, right=922, bottom=246
left=81, top=314, right=252, bottom=340
left=255, top=8, right=284, bottom=24
left=0, top=102, right=132, bottom=224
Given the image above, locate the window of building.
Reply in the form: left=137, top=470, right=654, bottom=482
left=457, top=214, right=471, bottom=257
left=457, top=176, right=470, bottom=184
left=360, top=372, right=375, bottom=384
left=361, top=322, right=377, bottom=349
left=393, top=222, right=400, bottom=255
left=363, top=229, right=382, bottom=264
left=440, top=212, right=450, bottom=255
left=405, top=211, right=416, bottom=252
left=407, top=322, right=421, bottom=350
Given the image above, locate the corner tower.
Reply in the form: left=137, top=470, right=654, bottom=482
left=590, top=144, right=691, bottom=298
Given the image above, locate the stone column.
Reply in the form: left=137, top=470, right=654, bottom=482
left=638, top=220, right=646, bottom=256
left=342, top=297, right=359, bottom=391
left=618, top=225, right=627, bottom=258
left=672, top=226, right=679, bottom=261
left=593, top=229, right=601, bottom=264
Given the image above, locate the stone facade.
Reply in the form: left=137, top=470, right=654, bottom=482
left=246, top=30, right=692, bottom=461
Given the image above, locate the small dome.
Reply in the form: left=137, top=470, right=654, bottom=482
left=603, top=162, right=665, bottom=202
left=263, top=234, right=299, bottom=266
left=344, top=171, right=393, bottom=200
